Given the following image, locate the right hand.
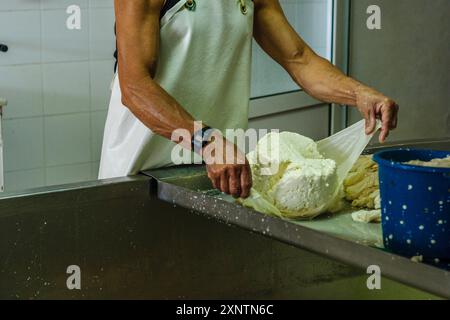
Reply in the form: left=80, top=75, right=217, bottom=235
left=203, top=136, right=252, bottom=199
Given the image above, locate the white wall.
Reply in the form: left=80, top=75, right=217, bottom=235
left=0, top=0, right=115, bottom=191
left=347, top=0, right=450, bottom=141
left=251, top=0, right=332, bottom=97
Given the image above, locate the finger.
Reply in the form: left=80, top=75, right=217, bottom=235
left=379, top=112, right=391, bottom=143
left=365, top=107, right=376, bottom=135
left=212, top=177, right=220, bottom=189
left=220, top=171, right=229, bottom=194
left=381, top=102, right=396, bottom=142
left=390, top=104, right=399, bottom=129
left=207, top=170, right=218, bottom=189
left=207, top=171, right=215, bottom=187
left=382, top=103, right=393, bottom=130
left=379, top=128, right=389, bottom=143
left=209, top=174, right=219, bottom=189
left=375, top=103, right=383, bottom=119
left=240, top=166, right=252, bottom=198
left=228, top=168, right=241, bottom=198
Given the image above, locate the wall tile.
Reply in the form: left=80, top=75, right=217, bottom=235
left=45, top=162, right=92, bottom=186
left=0, top=0, right=40, bottom=11
left=0, top=64, right=43, bottom=119
left=41, top=0, right=88, bottom=9
left=89, top=7, right=115, bottom=60
left=90, top=60, right=113, bottom=110
left=91, top=110, right=107, bottom=162
left=89, top=0, right=114, bottom=8
left=315, top=46, right=328, bottom=60
left=3, top=117, right=45, bottom=171
left=91, top=161, right=100, bottom=179
left=41, top=9, right=89, bottom=63
left=4, top=168, right=45, bottom=192
left=296, top=1, right=328, bottom=49
left=0, top=11, right=41, bottom=65
left=249, top=104, right=329, bottom=141
left=42, top=61, right=90, bottom=115
left=44, top=113, right=91, bottom=166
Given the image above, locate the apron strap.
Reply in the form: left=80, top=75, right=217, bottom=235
left=160, top=0, right=182, bottom=19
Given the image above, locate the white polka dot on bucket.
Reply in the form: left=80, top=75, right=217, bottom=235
left=402, top=205, right=408, bottom=210
left=419, top=225, right=424, bottom=230
left=408, top=185, right=413, bottom=190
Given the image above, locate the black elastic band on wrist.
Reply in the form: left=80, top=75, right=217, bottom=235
left=191, top=126, right=213, bottom=154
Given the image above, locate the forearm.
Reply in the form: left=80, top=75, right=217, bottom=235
left=289, top=50, right=378, bottom=107
left=120, top=74, right=198, bottom=149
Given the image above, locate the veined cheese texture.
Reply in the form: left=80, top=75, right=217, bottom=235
left=243, top=132, right=341, bottom=219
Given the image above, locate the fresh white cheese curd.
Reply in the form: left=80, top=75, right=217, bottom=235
left=245, top=131, right=340, bottom=219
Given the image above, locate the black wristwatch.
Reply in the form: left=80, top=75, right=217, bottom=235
left=191, top=126, right=214, bottom=154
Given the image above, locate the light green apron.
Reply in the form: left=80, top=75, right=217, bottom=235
left=99, top=0, right=254, bottom=179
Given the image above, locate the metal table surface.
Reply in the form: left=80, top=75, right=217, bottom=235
left=142, top=138, right=450, bottom=298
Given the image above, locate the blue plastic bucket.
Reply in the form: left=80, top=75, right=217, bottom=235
left=373, top=149, right=450, bottom=261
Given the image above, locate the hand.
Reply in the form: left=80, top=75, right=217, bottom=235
left=203, top=135, right=252, bottom=198
left=356, top=86, right=399, bottom=143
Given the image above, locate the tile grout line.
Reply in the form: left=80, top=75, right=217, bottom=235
left=3, top=109, right=107, bottom=121
left=0, top=57, right=114, bottom=68
left=0, top=5, right=113, bottom=14
left=39, top=1, right=48, bottom=186
left=87, top=6, right=95, bottom=179
left=5, top=160, right=99, bottom=174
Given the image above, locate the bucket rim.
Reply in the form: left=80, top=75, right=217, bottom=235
left=373, top=148, right=450, bottom=173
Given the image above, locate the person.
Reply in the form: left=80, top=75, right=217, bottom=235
left=99, top=0, right=399, bottom=199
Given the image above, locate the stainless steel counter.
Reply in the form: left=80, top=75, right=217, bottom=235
left=142, top=138, right=450, bottom=298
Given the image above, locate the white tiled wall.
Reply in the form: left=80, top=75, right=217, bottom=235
left=251, top=0, right=333, bottom=98
left=0, top=0, right=115, bottom=192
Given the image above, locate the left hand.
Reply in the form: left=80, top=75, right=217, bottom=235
left=356, top=87, right=399, bottom=143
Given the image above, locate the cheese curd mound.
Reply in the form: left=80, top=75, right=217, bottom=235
left=404, top=156, right=450, bottom=168
left=243, top=132, right=340, bottom=219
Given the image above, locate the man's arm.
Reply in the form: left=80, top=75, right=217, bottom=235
left=115, top=0, right=195, bottom=142
left=253, top=0, right=399, bottom=142
left=115, top=0, right=251, bottom=197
